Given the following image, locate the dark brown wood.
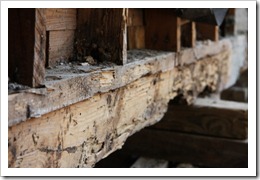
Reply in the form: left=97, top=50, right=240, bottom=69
left=8, top=8, right=46, bottom=87
left=181, top=21, right=196, bottom=48
left=196, top=22, right=219, bottom=41
left=127, top=8, right=143, bottom=27
left=45, top=8, right=76, bottom=30
left=221, top=87, right=248, bottom=103
left=75, top=8, right=127, bottom=65
left=47, top=30, right=75, bottom=67
left=127, top=26, right=145, bottom=49
left=144, top=9, right=181, bottom=52
left=123, top=129, right=248, bottom=168
left=152, top=98, right=248, bottom=139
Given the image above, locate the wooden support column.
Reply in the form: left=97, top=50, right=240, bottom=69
left=153, top=98, right=248, bottom=139
left=144, top=9, right=181, bottom=52
left=181, top=20, right=196, bottom=48
left=196, top=22, right=219, bottom=41
left=76, top=8, right=127, bottom=65
left=8, top=8, right=46, bottom=87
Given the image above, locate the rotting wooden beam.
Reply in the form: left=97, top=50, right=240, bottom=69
left=122, top=129, right=248, bottom=168
left=75, top=8, right=127, bottom=65
left=8, top=49, right=232, bottom=167
left=152, top=98, right=248, bottom=139
left=8, top=38, right=235, bottom=127
left=196, top=22, right=219, bottom=41
left=8, top=8, right=46, bottom=87
left=144, top=9, right=181, bottom=52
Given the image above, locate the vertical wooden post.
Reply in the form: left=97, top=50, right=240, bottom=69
left=181, top=20, right=196, bottom=48
left=76, top=8, right=127, bottom=65
left=8, top=8, right=46, bottom=87
left=196, top=22, right=219, bottom=41
left=144, top=9, right=181, bottom=52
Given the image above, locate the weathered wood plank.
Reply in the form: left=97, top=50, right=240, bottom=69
left=221, top=86, right=248, bottom=103
left=45, top=8, right=76, bottom=30
left=196, top=22, right=219, bottom=41
left=47, top=30, right=75, bottom=67
left=122, top=129, right=248, bottom=168
left=144, top=9, right=181, bottom=52
left=8, top=39, right=234, bottom=127
left=75, top=8, right=127, bottom=65
left=127, top=26, right=145, bottom=49
left=8, top=8, right=46, bottom=87
left=153, top=98, right=248, bottom=139
left=130, top=157, right=168, bottom=168
left=127, top=8, right=143, bottom=26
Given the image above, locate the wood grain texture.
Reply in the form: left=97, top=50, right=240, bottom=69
left=75, top=8, right=127, bottom=65
left=152, top=98, right=248, bottom=139
left=8, top=38, right=236, bottom=127
left=196, top=22, right=219, bottom=41
left=47, top=30, right=75, bottom=67
left=127, top=8, right=144, bottom=26
left=8, top=49, right=232, bottom=167
left=127, top=26, right=145, bottom=49
left=45, top=8, right=76, bottom=30
left=8, top=8, right=46, bottom=87
left=122, top=129, right=248, bottom=168
left=144, top=9, right=181, bottom=52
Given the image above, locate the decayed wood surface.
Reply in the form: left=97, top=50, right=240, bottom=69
left=8, top=8, right=46, bottom=87
left=45, top=8, right=76, bottom=31
left=8, top=38, right=235, bottom=127
left=9, top=47, right=232, bottom=167
left=152, top=98, right=248, bottom=139
left=75, top=8, right=127, bottom=65
left=122, top=129, right=248, bottom=168
left=47, top=30, right=75, bottom=67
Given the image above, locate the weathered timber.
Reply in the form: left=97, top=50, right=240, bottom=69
left=47, top=30, right=75, bottom=67
left=127, top=8, right=143, bottom=27
left=8, top=8, right=46, bottom=87
left=127, top=26, right=145, bottom=49
left=181, top=21, right=196, bottom=48
left=45, top=8, right=76, bottom=31
left=144, top=9, right=181, bottom=52
left=130, top=157, right=168, bottom=168
left=152, top=98, right=248, bottom=139
left=75, top=8, right=127, bottom=65
left=196, top=22, right=219, bottom=41
left=221, top=86, right=248, bottom=103
left=8, top=38, right=235, bottom=127
left=9, top=49, right=232, bottom=167
left=122, top=129, right=248, bottom=168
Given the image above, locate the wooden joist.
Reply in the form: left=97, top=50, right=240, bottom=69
left=75, top=8, right=127, bottom=65
left=122, top=129, right=248, bottom=168
left=8, top=8, right=46, bottom=88
left=152, top=98, right=248, bottom=139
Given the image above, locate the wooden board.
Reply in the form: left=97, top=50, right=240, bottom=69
left=127, top=8, right=143, bottom=26
left=221, top=86, right=248, bottom=103
left=47, top=30, right=75, bottom=67
left=8, top=8, right=46, bottom=87
left=75, top=8, right=127, bottom=65
left=127, top=26, right=145, bottom=49
left=8, top=49, right=232, bottom=167
left=144, top=9, right=181, bottom=52
left=196, top=22, right=219, bottom=41
left=122, top=129, right=248, bottom=168
left=152, top=98, right=248, bottom=139
left=45, top=8, right=76, bottom=30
